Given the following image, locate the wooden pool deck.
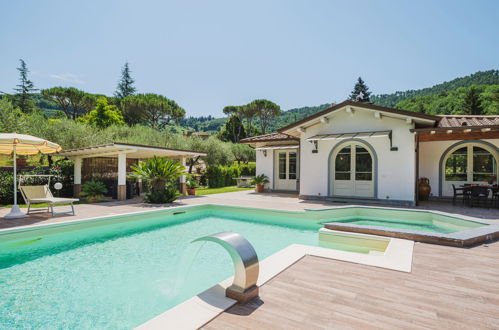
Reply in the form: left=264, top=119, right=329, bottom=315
left=203, top=240, right=499, bottom=329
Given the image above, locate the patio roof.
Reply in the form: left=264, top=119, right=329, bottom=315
left=58, top=142, right=207, bottom=159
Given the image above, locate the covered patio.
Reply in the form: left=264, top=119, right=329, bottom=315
left=414, top=115, right=499, bottom=205
left=58, top=142, right=206, bottom=200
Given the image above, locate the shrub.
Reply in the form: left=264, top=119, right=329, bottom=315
left=250, top=174, right=269, bottom=186
left=129, top=157, right=184, bottom=204
left=144, top=183, right=180, bottom=203
left=205, top=164, right=241, bottom=188
left=81, top=181, right=108, bottom=199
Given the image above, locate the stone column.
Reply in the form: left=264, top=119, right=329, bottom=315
left=73, top=157, right=82, bottom=198
left=117, top=152, right=127, bottom=201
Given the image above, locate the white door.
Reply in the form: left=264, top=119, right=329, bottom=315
left=332, top=143, right=374, bottom=197
left=275, top=150, right=298, bottom=191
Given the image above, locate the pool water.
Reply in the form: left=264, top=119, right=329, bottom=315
left=0, top=209, right=321, bottom=329
left=332, top=216, right=456, bottom=234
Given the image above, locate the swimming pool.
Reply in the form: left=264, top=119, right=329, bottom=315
left=0, top=204, right=490, bottom=329
left=0, top=206, right=327, bottom=329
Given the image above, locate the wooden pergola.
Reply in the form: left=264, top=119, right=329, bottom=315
left=58, top=142, right=206, bottom=200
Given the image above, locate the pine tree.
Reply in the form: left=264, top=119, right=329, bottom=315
left=463, top=86, right=483, bottom=115
left=349, top=77, right=371, bottom=103
left=13, top=59, right=37, bottom=113
left=115, top=62, right=136, bottom=99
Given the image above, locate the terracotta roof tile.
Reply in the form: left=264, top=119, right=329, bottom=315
left=437, top=115, right=499, bottom=128
left=240, top=133, right=299, bottom=144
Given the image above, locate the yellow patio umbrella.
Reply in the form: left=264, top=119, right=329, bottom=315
left=0, top=133, right=62, bottom=219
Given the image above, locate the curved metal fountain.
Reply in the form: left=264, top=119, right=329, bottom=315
left=192, top=232, right=259, bottom=303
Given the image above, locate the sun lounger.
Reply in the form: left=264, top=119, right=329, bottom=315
left=19, top=185, right=79, bottom=216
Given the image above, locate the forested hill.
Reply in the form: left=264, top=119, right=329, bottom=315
left=182, top=103, right=333, bottom=133
left=371, top=70, right=499, bottom=108
left=183, top=70, right=498, bottom=133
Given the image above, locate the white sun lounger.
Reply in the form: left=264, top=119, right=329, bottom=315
left=19, top=185, right=79, bottom=216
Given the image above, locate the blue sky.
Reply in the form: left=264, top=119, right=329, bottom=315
left=1, top=0, right=498, bottom=117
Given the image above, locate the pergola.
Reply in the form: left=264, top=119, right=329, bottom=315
left=58, top=142, right=206, bottom=200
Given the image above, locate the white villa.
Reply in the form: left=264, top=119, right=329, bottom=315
left=242, top=100, right=499, bottom=206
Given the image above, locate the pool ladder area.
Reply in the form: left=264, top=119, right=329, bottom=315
left=192, top=232, right=260, bottom=303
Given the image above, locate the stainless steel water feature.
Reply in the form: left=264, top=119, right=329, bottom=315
left=192, top=232, right=259, bottom=303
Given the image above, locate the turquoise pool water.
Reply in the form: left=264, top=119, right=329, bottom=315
left=0, top=207, right=321, bottom=329
left=331, top=216, right=458, bottom=234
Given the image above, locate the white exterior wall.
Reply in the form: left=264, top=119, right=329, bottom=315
left=299, top=109, right=417, bottom=203
left=419, top=138, right=499, bottom=197
left=255, top=148, right=274, bottom=189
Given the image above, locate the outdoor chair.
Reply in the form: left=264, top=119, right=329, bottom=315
left=19, top=185, right=79, bottom=216
left=469, top=186, right=490, bottom=208
left=492, top=186, right=499, bottom=208
left=452, top=184, right=466, bottom=205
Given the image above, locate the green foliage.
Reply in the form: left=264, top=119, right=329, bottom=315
left=41, top=87, right=96, bottom=119
left=181, top=103, right=332, bottom=136
left=186, top=174, right=199, bottom=189
left=13, top=59, right=37, bottom=113
left=122, top=93, right=186, bottom=128
left=230, top=143, right=255, bottom=164
left=349, top=77, right=371, bottom=102
left=249, top=99, right=281, bottom=134
left=81, top=181, right=108, bottom=198
left=129, top=157, right=184, bottom=203
left=0, top=159, right=74, bottom=204
left=250, top=174, right=269, bottom=185
left=0, top=98, right=25, bottom=132
left=144, top=184, right=180, bottom=204
left=373, top=70, right=499, bottom=108
left=218, top=114, right=246, bottom=143
left=204, top=163, right=256, bottom=188
left=78, top=97, right=125, bottom=128
left=463, top=86, right=483, bottom=115
left=115, top=62, right=136, bottom=99
left=396, top=85, right=499, bottom=115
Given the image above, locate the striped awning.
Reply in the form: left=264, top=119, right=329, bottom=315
left=0, top=133, right=62, bottom=155
left=306, top=130, right=391, bottom=141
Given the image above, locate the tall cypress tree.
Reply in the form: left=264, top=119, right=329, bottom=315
left=115, top=62, right=136, bottom=99
left=463, top=86, right=483, bottom=115
left=349, top=77, right=371, bottom=103
left=13, top=59, right=37, bottom=113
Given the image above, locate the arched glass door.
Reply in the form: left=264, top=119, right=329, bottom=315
left=443, top=143, right=498, bottom=196
left=332, top=143, right=374, bottom=197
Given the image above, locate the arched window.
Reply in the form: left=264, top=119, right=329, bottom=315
left=442, top=142, right=498, bottom=195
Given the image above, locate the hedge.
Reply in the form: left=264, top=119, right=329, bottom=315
left=205, top=163, right=256, bottom=188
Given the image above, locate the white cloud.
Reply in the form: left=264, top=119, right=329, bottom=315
left=49, top=72, right=85, bottom=84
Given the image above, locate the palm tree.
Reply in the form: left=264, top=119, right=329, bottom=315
left=129, top=156, right=185, bottom=193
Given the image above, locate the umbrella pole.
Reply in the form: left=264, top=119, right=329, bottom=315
left=5, top=145, right=25, bottom=219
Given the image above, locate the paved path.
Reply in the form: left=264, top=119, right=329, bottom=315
left=203, top=240, right=499, bottom=329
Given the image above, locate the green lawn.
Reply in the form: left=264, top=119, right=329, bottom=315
left=195, top=185, right=253, bottom=196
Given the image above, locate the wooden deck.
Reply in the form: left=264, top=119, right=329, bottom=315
left=203, top=241, right=499, bottom=329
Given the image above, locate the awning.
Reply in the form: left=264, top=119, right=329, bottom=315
left=306, top=130, right=391, bottom=141
left=255, top=145, right=299, bottom=151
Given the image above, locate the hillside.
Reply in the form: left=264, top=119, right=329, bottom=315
left=183, top=70, right=499, bottom=133
left=371, top=70, right=499, bottom=108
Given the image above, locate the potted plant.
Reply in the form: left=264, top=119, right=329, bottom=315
left=186, top=175, right=199, bottom=195
left=250, top=174, right=269, bottom=193
left=80, top=181, right=108, bottom=203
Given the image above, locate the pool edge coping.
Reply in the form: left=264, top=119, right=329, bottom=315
left=134, top=235, right=414, bottom=330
